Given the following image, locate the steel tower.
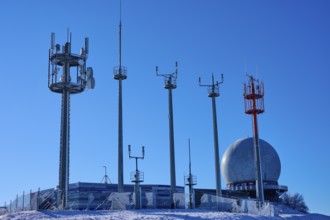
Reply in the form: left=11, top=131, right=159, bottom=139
left=243, top=75, right=265, bottom=206
left=113, top=13, right=127, bottom=192
left=48, top=32, right=95, bottom=209
left=199, top=73, right=224, bottom=198
left=101, top=166, right=111, bottom=184
left=156, top=62, right=178, bottom=208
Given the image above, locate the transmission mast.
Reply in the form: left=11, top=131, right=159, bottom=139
left=199, top=73, right=223, bottom=198
left=243, top=75, right=265, bottom=206
left=128, top=145, right=145, bottom=209
left=113, top=4, right=127, bottom=192
left=48, top=31, right=95, bottom=209
left=184, top=139, right=197, bottom=209
left=156, top=62, right=178, bottom=208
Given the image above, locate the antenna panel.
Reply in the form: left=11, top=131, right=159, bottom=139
left=86, top=77, right=95, bottom=89
left=86, top=67, right=94, bottom=78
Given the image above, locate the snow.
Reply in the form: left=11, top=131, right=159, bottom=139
left=1, top=209, right=329, bottom=220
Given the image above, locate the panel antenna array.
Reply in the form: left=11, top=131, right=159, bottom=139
left=48, top=31, right=95, bottom=209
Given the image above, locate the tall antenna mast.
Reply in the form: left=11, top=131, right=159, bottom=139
left=199, top=73, right=224, bottom=199
left=128, top=145, right=145, bottom=209
left=156, top=61, right=178, bottom=209
left=243, top=74, right=265, bottom=206
left=119, top=0, right=122, bottom=68
left=184, top=139, right=197, bottom=209
left=114, top=0, right=127, bottom=193
left=48, top=32, right=95, bottom=209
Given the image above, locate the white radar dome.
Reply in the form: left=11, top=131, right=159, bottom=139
left=221, top=137, right=281, bottom=185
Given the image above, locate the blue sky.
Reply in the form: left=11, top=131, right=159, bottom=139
left=0, top=0, right=329, bottom=215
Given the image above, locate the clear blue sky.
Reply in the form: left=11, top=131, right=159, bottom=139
left=0, top=0, right=329, bottom=215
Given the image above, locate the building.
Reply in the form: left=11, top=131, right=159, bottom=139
left=6, top=137, right=289, bottom=211
left=28, top=182, right=184, bottom=210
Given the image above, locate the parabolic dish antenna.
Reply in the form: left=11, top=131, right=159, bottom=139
left=87, top=77, right=95, bottom=89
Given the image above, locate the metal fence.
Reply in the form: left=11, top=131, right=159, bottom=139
left=3, top=188, right=188, bottom=212
left=2, top=189, right=277, bottom=217
left=3, top=188, right=57, bottom=213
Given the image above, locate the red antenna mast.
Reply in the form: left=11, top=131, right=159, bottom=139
left=243, top=75, right=265, bottom=206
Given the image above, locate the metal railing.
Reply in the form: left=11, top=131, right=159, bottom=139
left=130, top=171, right=144, bottom=183
left=2, top=190, right=277, bottom=217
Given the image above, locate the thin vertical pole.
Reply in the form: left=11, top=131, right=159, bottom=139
left=119, top=20, right=122, bottom=70
left=135, top=158, right=140, bottom=209
left=22, top=191, right=25, bottom=211
left=168, top=87, right=176, bottom=208
left=199, top=74, right=223, bottom=203
left=211, top=96, right=222, bottom=198
left=30, top=190, right=32, bottom=211
left=37, top=188, right=40, bottom=211
left=116, top=12, right=125, bottom=194
left=118, top=77, right=124, bottom=192
left=188, top=139, right=193, bottom=209
left=156, top=63, right=178, bottom=209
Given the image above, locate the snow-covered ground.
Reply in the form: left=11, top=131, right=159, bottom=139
left=1, top=209, right=329, bottom=220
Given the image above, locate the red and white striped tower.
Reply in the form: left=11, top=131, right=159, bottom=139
left=243, top=75, right=265, bottom=206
